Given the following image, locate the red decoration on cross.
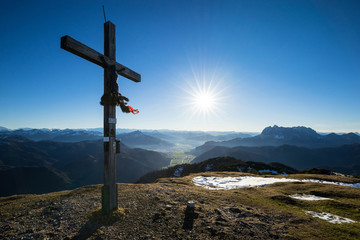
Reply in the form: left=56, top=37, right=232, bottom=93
left=128, top=106, right=139, bottom=114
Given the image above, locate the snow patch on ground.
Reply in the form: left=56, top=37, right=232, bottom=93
left=290, top=194, right=332, bottom=201
left=173, top=167, right=183, bottom=177
left=333, top=172, right=346, bottom=177
left=192, top=176, right=360, bottom=190
left=193, top=176, right=299, bottom=190
left=301, top=179, right=360, bottom=188
left=306, top=211, right=356, bottom=224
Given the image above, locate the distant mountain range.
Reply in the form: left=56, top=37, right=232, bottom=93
left=0, top=128, right=177, bottom=150
left=0, top=136, right=170, bottom=196
left=0, top=126, right=8, bottom=132
left=191, top=144, right=360, bottom=175
left=0, top=128, right=103, bottom=142
left=0, top=127, right=255, bottom=150
left=144, top=130, right=254, bottom=147
left=117, top=131, right=175, bottom=150
left=193, top=125, right=360, bottom=155
left=2, top=125, right=360, bottom=196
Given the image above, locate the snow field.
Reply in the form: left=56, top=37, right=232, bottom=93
left=192, top=176, right=360, bottom=190
left=306, top=211, right=356, bottom=224
left=289, top=194, right=332, bottom=201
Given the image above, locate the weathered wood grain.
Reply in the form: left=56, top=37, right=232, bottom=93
left=61, top=35, right=141, bottom=82
left=102, top=21, right=118, bottom=213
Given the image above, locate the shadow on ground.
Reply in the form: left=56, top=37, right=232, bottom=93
left=70, top=208, right=125, bottom=240
left=182, top=206, right=199, bottom=230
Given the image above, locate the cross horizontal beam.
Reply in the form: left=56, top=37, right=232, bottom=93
left=61, top=35, right=141, bottom=82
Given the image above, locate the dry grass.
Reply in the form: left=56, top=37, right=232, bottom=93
left=158, top=172, right=360, bottom=239
left=0, top=172, right=359, bottom=239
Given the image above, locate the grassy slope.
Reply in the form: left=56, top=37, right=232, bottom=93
left=0, top=172, right=359, bottom=239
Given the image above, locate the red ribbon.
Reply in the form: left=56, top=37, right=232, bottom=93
left=128, top=105, right=139, bottom=114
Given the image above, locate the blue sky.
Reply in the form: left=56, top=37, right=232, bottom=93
left=0, top=0, right=359, bottom=132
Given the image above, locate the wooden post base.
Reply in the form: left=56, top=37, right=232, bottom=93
left=101, top=184, right=118, bottom=214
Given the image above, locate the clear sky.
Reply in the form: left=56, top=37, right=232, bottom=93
left=0, top=0, right=359, bottom=132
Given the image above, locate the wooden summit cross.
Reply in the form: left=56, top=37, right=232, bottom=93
left=61, top=21, right=141, bottom=213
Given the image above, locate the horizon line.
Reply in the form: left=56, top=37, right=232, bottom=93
left=1, top=125, right=359, bottom=134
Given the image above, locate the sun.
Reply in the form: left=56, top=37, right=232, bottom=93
left=181, top=77, right=224, bottom=118
left=178, top=64, right=228, bottom=122
left=193, top=92, right=215, bottom=111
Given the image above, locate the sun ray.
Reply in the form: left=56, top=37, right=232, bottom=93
left=179, top=70, right=227, bottom=121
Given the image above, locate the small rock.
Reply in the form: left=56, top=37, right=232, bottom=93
left=187, top=201, right=196, bottom=208
left=207, top=226, right=217, bottom=236
left=165, top=205, right=172, bottom=210
left=229, top=207, right=242, bottom=213
left=216, top=215, right=227, bottom=222
left=215, top=208, right=229, bottom=218
left=215, top=208, right=222, bottom=215
left=152, top=213, right=161, bottom=222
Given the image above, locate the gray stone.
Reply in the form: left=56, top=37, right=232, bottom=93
left=187, top=201, right=196, bottom=208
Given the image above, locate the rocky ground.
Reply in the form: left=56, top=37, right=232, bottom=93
left=0, top=172, right=359, bottom=239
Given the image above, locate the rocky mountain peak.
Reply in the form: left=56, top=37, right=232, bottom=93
left=261, top=125, right=319, bottom=139
left=126, top=130, right=145, bottom=137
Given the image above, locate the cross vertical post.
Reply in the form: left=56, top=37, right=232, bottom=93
left=102, top=21, right=117, bottom=213
left=60, top=20, right=141, bottom=214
